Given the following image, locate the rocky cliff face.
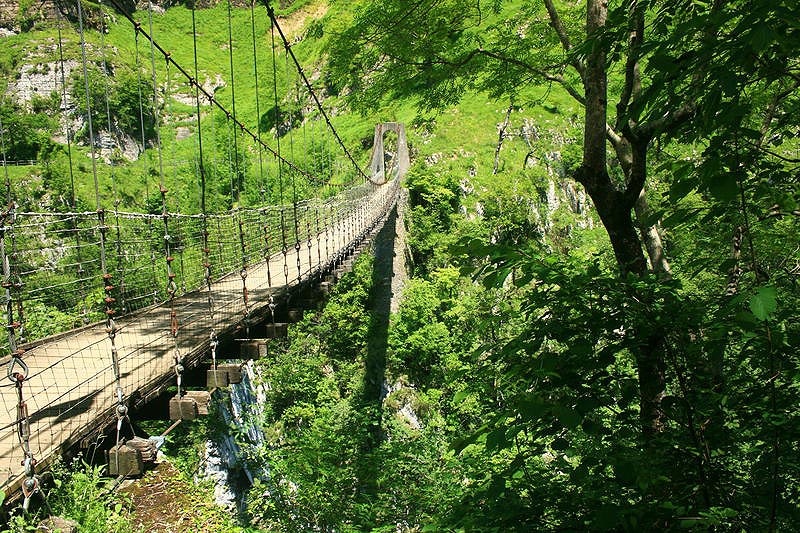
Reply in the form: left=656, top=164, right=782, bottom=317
left=0, top=0, right=59, bottom=32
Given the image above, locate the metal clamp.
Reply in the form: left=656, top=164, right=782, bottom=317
left=7, top=356, right=27, bottom=383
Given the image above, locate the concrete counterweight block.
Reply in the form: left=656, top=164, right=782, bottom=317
left=287, top=308, right=304, bottom=323
left=265, top=323, right=288, bottom=338
left=207, top=368, right=229, bottom=389
left=319, top=281, right=333, bottom=296
left=169, top=394, right=199, bottom=421
left=184, top=390, right=211, bottom=415
left=239, top=339, right=269, bottom=358
left=107, top=442, right=144, bottom=477
left=219, top=363, right=243, bottom=384
left=126, top=436, right=157, bottom=463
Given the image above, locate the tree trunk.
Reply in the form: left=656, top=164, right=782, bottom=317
left=493, top=101, right=513, bottom=175
left=578, top=0, right=667, bottom=438
left=634, top=190, right=671, bottom=277
left=583, top=0, right=608, bottom=178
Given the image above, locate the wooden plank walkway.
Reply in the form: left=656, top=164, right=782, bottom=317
left=0, top=180, right=397, bottom=496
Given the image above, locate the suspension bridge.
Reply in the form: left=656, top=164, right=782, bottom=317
left=0, top=0, right=409, bottom=507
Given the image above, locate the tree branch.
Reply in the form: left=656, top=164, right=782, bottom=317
left=615, top=0, right=644, bottom=132
left=606, top=123, right=625, bottom=152
left=623, top=140, right=648, bottom=207
left=633, top=104, right=696, bottom=140
left=543, top=0, right=585, bottom=81
left=475, top=49, right=586, bottom=105
left=494, top=98, right=514, bottom=174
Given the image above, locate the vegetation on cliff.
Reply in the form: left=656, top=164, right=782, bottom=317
left=0, top=0, right=797, bottom=530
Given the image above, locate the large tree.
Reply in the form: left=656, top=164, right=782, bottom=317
left=324, top=0, right=799, bottom=441
left=326, top=0, right=678, bottom=437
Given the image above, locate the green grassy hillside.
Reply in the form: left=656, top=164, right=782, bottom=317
left=0, top=0, right=587, bottom=221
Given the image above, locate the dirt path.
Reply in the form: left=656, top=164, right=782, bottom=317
left=123, top=461, right=237, bottom=533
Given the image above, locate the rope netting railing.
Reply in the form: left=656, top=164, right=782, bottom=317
left=2, top=179, right=387, bottom=348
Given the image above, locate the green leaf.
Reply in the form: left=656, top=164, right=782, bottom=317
left=452, top=390, right=470, bottom=403
left=570, top=464, right=590, bottom=483
left=517, top=395, right=547, bottom=421
left=749, top=286, right=777, bottom=321
left=748, top=23, right=774, bottom=52
left=707, top=172, right=739, bottom=202
left=668, top=174, right=696, bottom=202
left=612, top=459, right=638, bottom=485
left=552, top=405, right=582, bottom=429
left=485, top=426, right=509, bottom=451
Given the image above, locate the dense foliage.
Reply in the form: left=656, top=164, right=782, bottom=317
left=0, top=0, right=797, bottom=530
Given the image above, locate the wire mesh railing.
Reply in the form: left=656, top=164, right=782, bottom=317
left=0, top=176, right=398, bottom=496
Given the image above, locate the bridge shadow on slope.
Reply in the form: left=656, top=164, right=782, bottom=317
left=357, top=203, right=398, bottom=510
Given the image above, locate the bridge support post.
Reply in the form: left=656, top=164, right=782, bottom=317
left=369, top=123, right=410, bottom=184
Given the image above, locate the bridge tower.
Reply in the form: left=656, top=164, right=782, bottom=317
left=369, top=123, right=410, bottom=184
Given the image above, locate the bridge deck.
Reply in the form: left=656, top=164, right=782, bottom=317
left=0, top=180, right=397, bottom=496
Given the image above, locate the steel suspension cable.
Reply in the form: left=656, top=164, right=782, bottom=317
left=56, top=13, right=89, bottom=325
left=226, top=0, right=241, bottom=206
left=249, top=0, right=273, bottom=289
left=77, top=0, right=132, bottom=465
left=284, top=51, right=301, bottom=282
left=99, top=4, right=129, bottom=317
left=102, top=0, right=317, bottom=182
left=191, top=1, right=218, bottom=373
left=156, top=53, right=185, bottom=408
left=133, top=28, right=160, bottom=301
left=250, top=0, right=266, bottom=205
left=264, top=1, right=370, bottom=183
left=134, top=28, right=150, bottom=202
left=270, top=19, right=289, bottom=286
left=147, top=0, right=165, bottom=185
